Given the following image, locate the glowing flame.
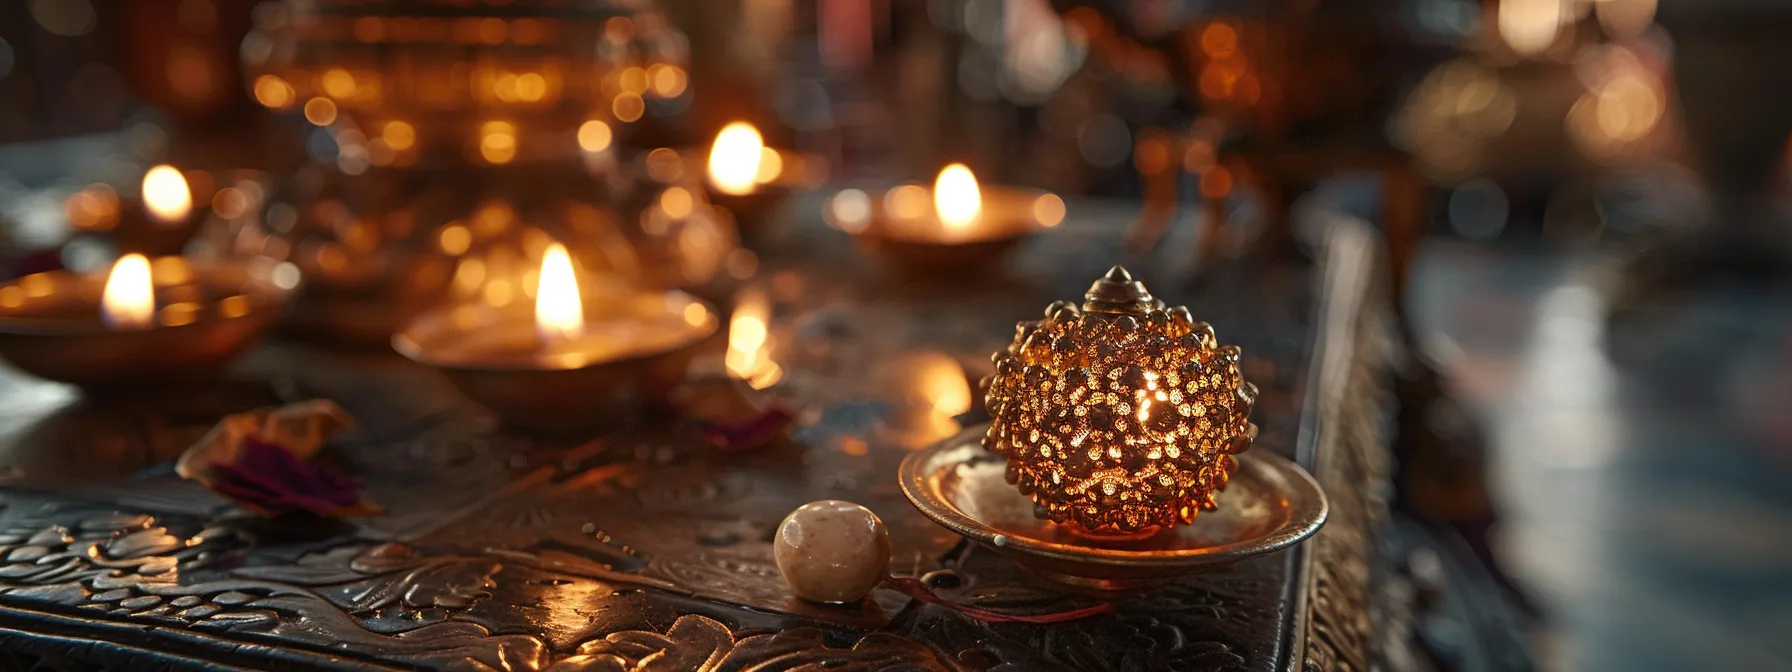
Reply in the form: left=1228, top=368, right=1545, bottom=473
left=534, top=243, right=584, bottom=343
left=933, top=163, right=982, bottom=230
left=725, top=286, right=782, bottom=389
left=102, top=253, right=155, bottom=330
left=142, top=165, right=193, bottom=224
left=707, top=122, right=765, bottom=196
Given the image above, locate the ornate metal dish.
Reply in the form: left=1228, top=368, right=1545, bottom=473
left=900, top=424, right=1328, bottom=589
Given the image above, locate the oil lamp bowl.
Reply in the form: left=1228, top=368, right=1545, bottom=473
left=848, top=186, right=1048, bottom=275
left=900, top=424, right=1327, bottom=590
left=0, top=261, right=289, bottom=390
left=679, top=147, right=826, bottom=237
left=855, top=232, right=1030, bottom=275
left=392, top=291, right=719, bottom=433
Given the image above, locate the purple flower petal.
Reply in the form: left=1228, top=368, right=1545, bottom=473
left=209, top=437, right=367, bottom=517
left=695, top=407, right=795, bottom=452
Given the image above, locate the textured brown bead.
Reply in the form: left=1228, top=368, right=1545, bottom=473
left=983, top=267, right=1257, bottom=535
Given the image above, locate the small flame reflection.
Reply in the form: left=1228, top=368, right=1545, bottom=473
left=102, top=254, right=156, bottom=330
left=915, top=353, right=971, bottom=416
left=725, top=287, right=782, bottom=389
left=534, top=244, right=584, bottom=343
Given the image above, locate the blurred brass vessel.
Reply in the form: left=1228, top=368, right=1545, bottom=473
left=0, top=260, right=288, bottom=389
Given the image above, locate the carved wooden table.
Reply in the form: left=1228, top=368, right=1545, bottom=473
left=0, top=204, right=1399, bottom=670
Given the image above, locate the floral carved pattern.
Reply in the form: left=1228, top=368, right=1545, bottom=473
left=0, top=217, right=1408, bottom=670
left=549, top=614, right=950, bottom=672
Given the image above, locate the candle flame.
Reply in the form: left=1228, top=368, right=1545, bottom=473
left=707, top=122, right=764, bottom=196
left=142, top=165, right=193, bottom=224
left=933, top=163, right=982, bottom=230
left=102, top=254, right=156, bottom=330
left=725, top=286, right=781, bottom=389
left=534, top=243, right=584, bottom=343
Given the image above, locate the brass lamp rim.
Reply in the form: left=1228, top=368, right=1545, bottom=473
left=0, top=261, right=289, bottom=335
left=900, top=423, right=1327, bottom=585
left=390, top=290, right=720, bottom=373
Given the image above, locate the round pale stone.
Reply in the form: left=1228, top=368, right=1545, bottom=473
left=773, top=500, right=891, bottom=603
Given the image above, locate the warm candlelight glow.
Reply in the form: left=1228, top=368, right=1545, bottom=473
left=577, top=119, right=613, bottom=152
left=480, top=121, right=518, bottom=164
left=933, top=164, right=982, bottom=230
left=102, top=254, right=156, bottom=330
left=1034, top=194, right=1066, bottom=228
left=754, top=147, right=783, bottom=183
left=725, top=287, right=782, bottom=389
left=535, top=243, right=584, bottom=343
left=707, top=122, right=765, bottom=196
left=142, top=165, right=193, bottom=224
left=912, top=352, right=971, bottom=416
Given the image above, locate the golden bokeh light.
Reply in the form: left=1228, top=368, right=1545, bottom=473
left=515, top=72, right=547, bottom=101
left=479, top=120, right=517, bottom=164
left=618, top=67, right=648, bottom=95
left=707, top=122, right=764, bottom=196
left=438, top=224, right=472, bottom=255
left=142, top=165, right=193, bottom=224
left=885, top=185, right=931, bottom=220
left=322, top=68, right=356, bottom=99
left=303, top=97, right=338, bottom=125
left=382, top=120, right=416, bottom=151
left=645, top=147, right=685, bottom=182
left=1499, top=0, right=1565, bottom=57
left=755, top=147, right=783, bottom=184
left=648, top=64, right=687, bottom=98
left=1033, top=193, right=1066, bottom=228
left=65, top=184, right=119, bottom=231
left=253, top=75, right=295, bottom=109
left=612, top=92, right=645, bottom=122
left=577, top=119, right=613, bottom=152
left=660, top=187, right=694, bottom=219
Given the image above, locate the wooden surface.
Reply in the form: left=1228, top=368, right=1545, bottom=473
left=0, top=201, right=1400, bottom=670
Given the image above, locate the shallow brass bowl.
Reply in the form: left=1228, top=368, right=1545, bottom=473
left=852, top=230, right=1031, bottom=275
left=829, top=184, right=1052, bottom=275
left=900, top=424, right=1327, bottom=590
left=674, top=146, right=827, bottom=238
left=392, top=291, right=718, bottom=433
left=0, top=260, right=287, bottom=390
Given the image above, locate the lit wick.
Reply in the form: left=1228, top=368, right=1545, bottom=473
left=142, top=165, right=193, bottom=225
left=101, top=253, right=156, bottom=330
left=933, top=163, right=982, bottom=233
left=534, top=243, right=584, bottom=344
left=707, top=122, right=766, bottom=196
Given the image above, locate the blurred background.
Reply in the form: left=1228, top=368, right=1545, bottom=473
left=0, top=1, right=1788, bottom=670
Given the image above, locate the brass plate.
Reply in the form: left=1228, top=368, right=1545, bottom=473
left=900, top=424, right=1328, bottom=589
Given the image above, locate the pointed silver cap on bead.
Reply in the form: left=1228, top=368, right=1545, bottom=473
left=1082, top=266, right=1162, bottom=315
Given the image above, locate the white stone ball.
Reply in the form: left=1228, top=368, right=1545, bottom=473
left=773, top=500, right=891, bottom=603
